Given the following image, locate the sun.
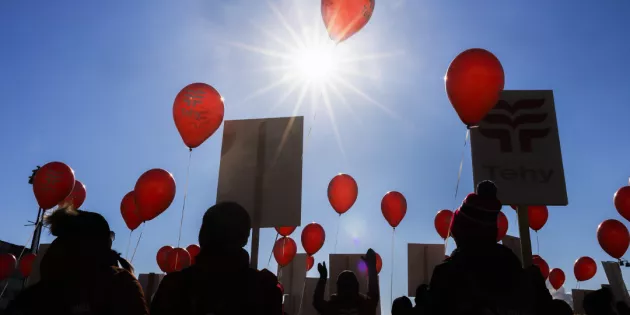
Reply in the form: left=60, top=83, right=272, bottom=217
left=292, top=45, right=338, bottom=82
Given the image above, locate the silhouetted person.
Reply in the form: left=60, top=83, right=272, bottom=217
left=427, top=181, right=552, bottom=315
left=5, top=207, right=148, bottom=315
left=583, top=288, right=616, bottom=315
left=150, top=202, right=283, bottom=315
left=413, top=284, right=428, bottom=315
left=313, top=248, right=380, bottom=315
left=617, top=301, right=630, bottom=315
left=547, top=299, right=573, bottom=315
left=392, top=296, right=413, bottom=315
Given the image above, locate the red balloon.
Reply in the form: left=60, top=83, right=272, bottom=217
left=321, top=0, right=374, bottom=43
left=445, top=48, right=505, bottom=127
left=173, top=83, right=225, bottom=149
left=157, top=246, right=174, bottom=273
left=375, top=252, right=382, bottom=274
left=274, top=237, right=297, bottom=267
left=186, top=244, right=201, bottom=265
left=166, top=248, right=191, bottom=272
left=0, top=253, right=17, bottom=281
left=549, top=268, right=566, bottom=290
left=120, top=191, right=142, bottom=231
left=275, top=226, right=297, bottom=237
left=532, top=255, right=550, bottom=280
left=597, top=219, right=630, bottom=259
left=33, top=162, right=75, bottom=210
left=134, top=169, right=176, bottom=222
left=58, top=180, right=86, bottom=209
left=574, top=256, right=597, bottom=282
left=497, top=211, right=508, bottom=242
left=301, top=223, right=326, bottom=256
left=434, top=210, right=453, bottom=239
left=528, top=206, right=549, bottom=231
left=18, top=253, right=37, bottom=277
left=381, top=191, right=407, bottom=228
left=328, top=174, right=358, bottom=215
left=306, top=255, right=315, bottom=271
left=615, top=186, right=630, bottom=222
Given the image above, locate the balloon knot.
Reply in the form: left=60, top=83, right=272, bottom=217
left=28, top=166, right=41, bottom=185
left=189, top=148, right=193, bottom=152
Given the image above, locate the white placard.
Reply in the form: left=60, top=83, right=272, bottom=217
left=471, top=90, right=568, bottom=206
left=601, top=261, right=630, bottom=305
left=407, top=244, right=445, bottom=296
left=216, top=117, right=303, bottom=228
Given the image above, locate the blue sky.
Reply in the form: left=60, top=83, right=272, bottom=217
left=1, top=0, right=630, bottom=312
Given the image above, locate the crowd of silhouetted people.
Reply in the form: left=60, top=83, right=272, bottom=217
left=2, top=181, right=630, bottom=315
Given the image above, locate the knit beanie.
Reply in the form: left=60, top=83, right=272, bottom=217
left=450, top=180, right=502, bottom=247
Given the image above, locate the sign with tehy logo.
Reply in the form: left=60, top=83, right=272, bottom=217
left=471, top=90, right=568, bottom=206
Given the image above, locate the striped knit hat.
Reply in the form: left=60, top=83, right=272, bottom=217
left=450, top=180, right=502, bottom=247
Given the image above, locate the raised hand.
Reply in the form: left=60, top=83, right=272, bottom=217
left=317, top=262, right=328, bottom=279
left=361, top=248, right=377, bottom=269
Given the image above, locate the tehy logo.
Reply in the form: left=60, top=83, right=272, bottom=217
left=478, top=99, right=550, bottom=153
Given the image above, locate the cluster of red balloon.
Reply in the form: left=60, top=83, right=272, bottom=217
left=0, top=252, right=38, bottom=281
left=156, top=244, right=200, bottom=273
left=594, top=182, right=630, bottom=261
left=273, top=226, right=298, bottom=268
left=144, top=83, right=225, bottom=272
left=120, top=169, right=177, bottom=231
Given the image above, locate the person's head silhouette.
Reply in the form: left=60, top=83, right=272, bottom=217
left=583, top=288, right=615, bottom=315
left=42, top=207, right=133, bottom=276
left=199, top=202, right=251, bottom=252
left=392, top=296, right=412, bottom=315
left=450, top=180, right=502, bottom=248
left=336, top=270, right=359, bottom=298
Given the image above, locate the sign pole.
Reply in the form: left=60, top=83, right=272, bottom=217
left=517, top=206, right=533, bottom=268
left=251, top=122, right=267, bottom=270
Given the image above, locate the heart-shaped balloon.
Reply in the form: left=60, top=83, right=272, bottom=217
left=173, top=83, right=225, bottom=149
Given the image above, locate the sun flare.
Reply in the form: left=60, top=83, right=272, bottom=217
left=228, top=1, right=404, bottom=156
left=292, top=46, right=339, bottom=82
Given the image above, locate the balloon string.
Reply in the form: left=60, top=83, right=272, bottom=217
left=333, top=214, right=341, bottom=254
left=130, top=223, right=145, bottom=263
left=453, top=129, right=470, bottom=209
left=0, top=223, right=36, bottom=300
left=536, top=232, right=540, bottom=255
left=297, top=277, right=307, bottom=315
left=125, top=230, right=134, bottom=260
left=177, top=149, right=193, bottom=248
left=390, top=228, right=396, bottom=307
left=267, top=233, right=280, bottom=268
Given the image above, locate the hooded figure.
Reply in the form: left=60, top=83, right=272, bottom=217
left=5, top=207, right=148, bottom=315
left=150, top=202, right=283, bottom=315
left=313, top=249, right=380, bottom=315
left=426, top=181, right=552, bottom=315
